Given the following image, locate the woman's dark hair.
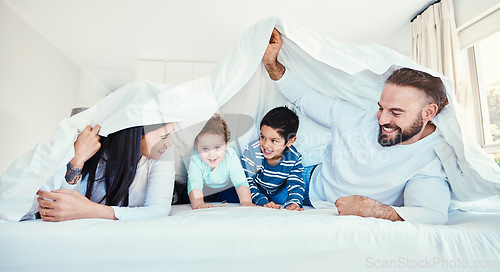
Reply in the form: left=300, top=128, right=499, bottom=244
left=81, top=123, right=166, bottom=206
left=194, top=114, right=231, bottom=145
left=260, top=106, right=299, bottom=142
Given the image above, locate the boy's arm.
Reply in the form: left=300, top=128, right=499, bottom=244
left=241, top=145, right=270, bottom=206
left=284, top=158, right=306, bottom=208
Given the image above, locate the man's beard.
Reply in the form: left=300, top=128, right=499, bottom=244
left=378, top=115, right=424, bottom=147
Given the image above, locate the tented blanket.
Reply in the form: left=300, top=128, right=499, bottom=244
left=1, top=17, right=499, bottom=223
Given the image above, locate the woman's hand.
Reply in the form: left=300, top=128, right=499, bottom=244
left=37, top=189, right=115, bottom=221
left=71, top=125, right=101, bottom=168
left=66, top=125, right=101, bottom=185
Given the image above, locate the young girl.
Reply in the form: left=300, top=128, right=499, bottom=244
left=188, top=114, right=253, bottom=209
left=36, top=122, right=176, bottom=221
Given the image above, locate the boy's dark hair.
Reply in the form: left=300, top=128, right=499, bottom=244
left=386, top=68, right=449, bottom=114
left=260, top=106, right=299, bottom=142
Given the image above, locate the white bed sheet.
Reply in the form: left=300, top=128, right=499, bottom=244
left=0, top=204, right=498, bottom=272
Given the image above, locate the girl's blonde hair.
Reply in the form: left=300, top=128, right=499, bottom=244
left=194, top=114, right=231, bottom=144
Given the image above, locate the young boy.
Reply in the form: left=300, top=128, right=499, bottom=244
left=241, top=106, right=311, bottom=211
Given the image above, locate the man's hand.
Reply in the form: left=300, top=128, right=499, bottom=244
left=263, top=201, right=281, bottom=209
left=262, top=28, right=286, bottom=80
left=285, top=203, right=304, bottom=211
left=335, top=195, right=403, bottom=221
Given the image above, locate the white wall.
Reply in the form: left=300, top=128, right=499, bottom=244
left=453, top=0, right=499, bottom=30
left=0, top=1, right=108, bottom=175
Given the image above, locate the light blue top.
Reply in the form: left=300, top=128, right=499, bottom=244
left=187, top=146, right=249, bottom=194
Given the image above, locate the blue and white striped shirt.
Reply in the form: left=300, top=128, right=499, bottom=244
left=241, top=139, right=305, bottom=207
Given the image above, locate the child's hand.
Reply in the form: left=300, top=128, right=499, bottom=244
left=195, top=203, right=213, bottom=209
left=285, top=203, right=304, bottom=211
left=263, top=201, right=281, bottom=209
left=240, top=201, right=256, bottom=207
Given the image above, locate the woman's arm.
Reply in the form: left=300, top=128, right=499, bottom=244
left=37, top=189, right=116, bottom=221
left=65, top=125, right=101, bottom=185
left=111, top=158, right=175, bottom=219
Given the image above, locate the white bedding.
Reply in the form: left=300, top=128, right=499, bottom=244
left=0, top=204, right=499, bottom=272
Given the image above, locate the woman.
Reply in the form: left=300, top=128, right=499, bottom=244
left=36, top=122, right=175, bottom=221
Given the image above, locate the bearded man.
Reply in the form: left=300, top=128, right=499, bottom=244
left=262, top=28, right=451, bottom=224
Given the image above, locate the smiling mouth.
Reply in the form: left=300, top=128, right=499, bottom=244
left=263, top=149, right=273, bottom=155
left=158, top=149, right=165, bottom=154
left=381, top=126, right=398, bottom=134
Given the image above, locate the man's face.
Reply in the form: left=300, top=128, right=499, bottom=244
left=377, top=83, right=427, bottom=147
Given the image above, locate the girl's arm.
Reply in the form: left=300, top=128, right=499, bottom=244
left=187, top=155, right=212, bottom=209
left=227, top=149, right=253, bottom=206
left=235, top=186, right=253, bottom=206
left=189, top=189, right=212, bottom=209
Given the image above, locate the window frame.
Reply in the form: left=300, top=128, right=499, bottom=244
left=461, top=11, right=500, bottom=154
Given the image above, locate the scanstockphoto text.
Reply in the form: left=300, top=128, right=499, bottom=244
left=365, top=256, right=499, bottom=270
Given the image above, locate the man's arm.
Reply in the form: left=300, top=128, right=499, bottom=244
left=393, top=176, right=450, bottom=225
left=335, top=176, right=450, bottom=224
left=262, top=29, right=338, bottom=129
left=262, top=28, right=286, bottom=80
left=335, top=195, right=403, bottom=221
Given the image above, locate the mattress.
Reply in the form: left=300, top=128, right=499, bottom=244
left=1, top=204, right=499, bottom=272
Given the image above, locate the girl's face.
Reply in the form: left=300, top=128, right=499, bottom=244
left=195, top=133, right=227, bottom=170
left=141, top=123, right=175, bottom=160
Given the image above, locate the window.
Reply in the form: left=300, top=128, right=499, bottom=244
left=465, top=32, right=500, bottom=150
left=460, top=10, right=500, bottom=167
left=472, top=32, right=500, bottom=147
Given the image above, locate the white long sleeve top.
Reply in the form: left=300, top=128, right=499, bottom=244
left=74, top=151, right=175, bottom=220
left=273, top=69, right=451, bottom=224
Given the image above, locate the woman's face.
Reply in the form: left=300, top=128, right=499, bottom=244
left=140, top=123, right=175, bottom=160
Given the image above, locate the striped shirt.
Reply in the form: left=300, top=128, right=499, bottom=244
left=241, top=139, right=305, bottom=207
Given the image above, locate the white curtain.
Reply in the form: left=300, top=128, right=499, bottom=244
left=411, top=0, right=465, bottom=102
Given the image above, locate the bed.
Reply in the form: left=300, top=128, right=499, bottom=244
left=1, top=17, right=499, bottom=272
left=0, top=204, right=499, bottom=271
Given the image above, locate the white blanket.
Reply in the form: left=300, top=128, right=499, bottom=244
left=1, top=17, right=499, bottom=222
left=0, top=204, right=499, bottom=271
left=210, top=17, right=500, bottom=212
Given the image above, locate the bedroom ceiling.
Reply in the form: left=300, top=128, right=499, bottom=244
left=3, top=0, right=435, bottom=91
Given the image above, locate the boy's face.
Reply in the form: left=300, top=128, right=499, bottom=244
left=259, top=125, right=295, bottom=163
